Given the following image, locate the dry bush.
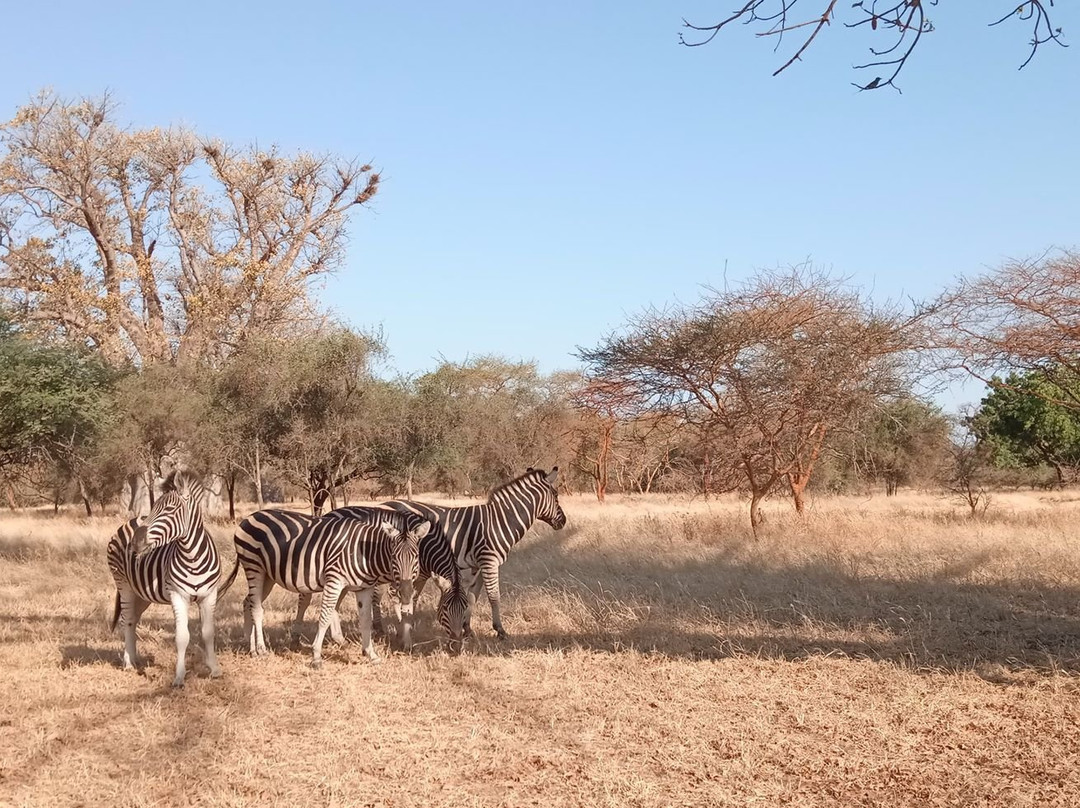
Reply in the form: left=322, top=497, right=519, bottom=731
left=3, top=491, right=1080, bottom=806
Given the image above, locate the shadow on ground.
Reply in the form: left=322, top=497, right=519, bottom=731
left=5, top=520, right=1080, bottom=679
left=457, top=525, right=1080, bottom=676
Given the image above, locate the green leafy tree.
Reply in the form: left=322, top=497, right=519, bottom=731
left=969, top=370, right=1080, bottom=486
left=847, top=398, right=952, bottom=495
left=0, top=316, right=117, bottom=512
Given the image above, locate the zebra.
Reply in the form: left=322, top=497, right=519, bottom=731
left=310, top=515, right=423, bottom=668
left=227, top=506, right=466, bottom=656
left=380, top=466, right=566, bottom=640
left=106, top=470, right=224, bottom=688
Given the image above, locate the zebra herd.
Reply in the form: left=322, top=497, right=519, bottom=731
left=106, top=466, right=566, bottom=686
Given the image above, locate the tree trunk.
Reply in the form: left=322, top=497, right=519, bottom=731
left=749, top=488, right=766, bottom=537
left=788, top=472, right=810, bottom=515
left=406, top=462, right=415, bottom=499
left=595, top=420, right=613, bottom=503
left=77, top=477, right=93, bottom=517
left=225, top=472, right=236, bottom=521
left=145, top=466, right=156, bottom=509
left=253, top=439, right=264, bottom=509
left=702, top=442, right=713, bottom=498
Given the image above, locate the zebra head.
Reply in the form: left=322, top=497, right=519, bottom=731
left=142, top=470, right=206, bottom=547
left=437, top=584, right=468, bottom=654
left=526, top=466, right=567, bottom=530
left=379, top=513, right=429, bottom=584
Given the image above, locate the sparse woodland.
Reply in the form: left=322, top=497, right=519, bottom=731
left=3, top=81, right=1080, bottom=807
left=2, top=93, right=1080, bottom=530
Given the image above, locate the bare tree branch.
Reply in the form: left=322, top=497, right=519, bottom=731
left=680, top=1, right=1067, bottom=91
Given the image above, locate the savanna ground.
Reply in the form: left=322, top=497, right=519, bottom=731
left=3, top=490, right=1080, bottom=807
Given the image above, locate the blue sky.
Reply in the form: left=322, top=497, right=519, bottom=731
left=4, top=2, right=1077, bottom=410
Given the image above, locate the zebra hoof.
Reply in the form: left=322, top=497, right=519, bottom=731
left=209, top=669, right=223, bottom=679
left=311, top=659, right=323, bottom=670
left=494, top=628, right=509, bottom=641
left=171, top=679, right=185, bottom=689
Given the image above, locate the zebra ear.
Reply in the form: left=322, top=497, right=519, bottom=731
left=410, top=520, right=431, bottom=541
left=380, top=520, right=401, bottom=539
left=545, top=466, right=559, bottom=485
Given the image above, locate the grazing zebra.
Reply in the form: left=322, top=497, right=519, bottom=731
left=228, top=506, right=466, bottom=656
left=106, top=470, right=223, bottom=688
left=380, top=466, right=566, bottom=640
left=327, top=506, right=467, bottom=648
left=310, top=516, right=424, bottom=667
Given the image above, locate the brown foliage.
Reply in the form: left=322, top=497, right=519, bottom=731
left=931, top=249, right=1080, bottom=408
left=0, top=91, right=379, bottom=365
left=579, top=265, right=914, bottom=530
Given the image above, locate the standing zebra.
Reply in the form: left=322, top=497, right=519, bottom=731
left=228, top=506, right=466, bottom=656
left=381, top=466, right=566, bottom=640
left=106, top=470, right=224, bottom=688
left=310, top=516, right=422, bottom=667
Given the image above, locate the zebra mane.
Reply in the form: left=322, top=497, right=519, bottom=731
left=487, top=468, right=547, bottom=502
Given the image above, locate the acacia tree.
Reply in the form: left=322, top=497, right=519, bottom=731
left=263, top=327, right=389, bottom=514
left=570, top=377, right=630, bottom=502
left=680, top=2, right=1066, bottom=92
left=0, top=91, right=380, bottom=366
left=932, top=250, right=1080, bottom=409
left=579, top=266, right=911, bottom=531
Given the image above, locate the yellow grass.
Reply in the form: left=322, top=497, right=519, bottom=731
left=3, top=490, right=1080, bottom=806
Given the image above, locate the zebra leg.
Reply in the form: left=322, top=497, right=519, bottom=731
left=169, top=591, right=191, bottom=688
left=119, top=589, right=147, bottom=671
left=241, top=564, right=263, bottom=655
left=357, top=587, right=380, bottom=662
left=411, top=573, right=430, bottom=614
left=252, top=576, right=275, bottom=656
left=198, top=587, right=222, bottom=680
left=371, top=583, right=386, bottom=637
left=480, top=562, right=508, bottom=640
left=312, top=579, right=345, bottom=669
left=292, top=592, right=313, bottom=638
left=329, top=591, right=346, bottom=645
left=397, top=579, right=415, bottom=652
left=459, top=568, right=480, bottom=639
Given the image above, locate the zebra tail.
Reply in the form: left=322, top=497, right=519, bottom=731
left=109, top=590, right=121, bottom=633
left=217, top=556, right=241, bottom=599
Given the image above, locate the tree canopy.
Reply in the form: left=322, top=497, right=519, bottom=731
left=579, top=265, right=915, bottom=529
left=969, top=369, right=1080, bottom=485
left=0, top=91, right=380, bottom=366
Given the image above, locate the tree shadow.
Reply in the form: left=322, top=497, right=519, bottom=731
left=60, top=643, right=132, bottom=670
left=460, top=525, right=1080, bottom=677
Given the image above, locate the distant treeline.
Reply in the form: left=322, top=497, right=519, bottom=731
left=2, top=92, right=1078, bottom=527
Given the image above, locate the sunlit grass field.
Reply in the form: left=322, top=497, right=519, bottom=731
left=2, top=489, right=1080, bottom=806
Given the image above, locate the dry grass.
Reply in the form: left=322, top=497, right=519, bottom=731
left=3, top=490, right=1080, bottom=806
